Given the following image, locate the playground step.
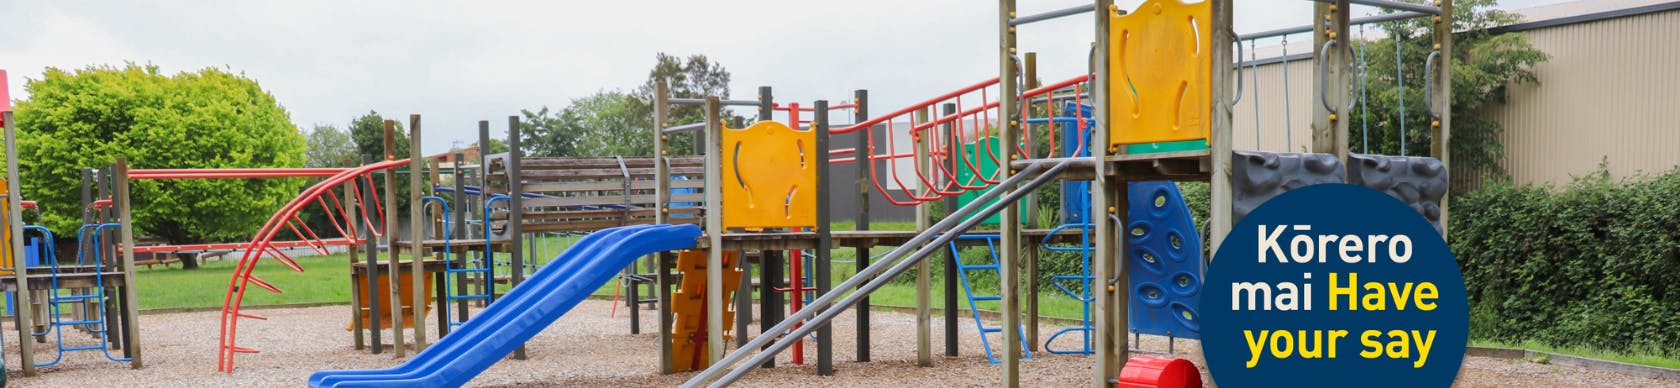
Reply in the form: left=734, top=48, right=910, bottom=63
left=51, top=294, right=102, bottom=302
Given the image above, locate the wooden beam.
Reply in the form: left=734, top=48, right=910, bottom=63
left=8, top=111, right=39, bottom=376
left=1091, top=1, right=1122, bottom=386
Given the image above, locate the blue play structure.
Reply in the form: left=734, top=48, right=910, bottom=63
left=1033, top=103, right=1205, bottom=355
left=308, top=223, right=701, bottom=387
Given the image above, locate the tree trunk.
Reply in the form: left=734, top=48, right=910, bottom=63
left=178, top=252, right=199, bottom=270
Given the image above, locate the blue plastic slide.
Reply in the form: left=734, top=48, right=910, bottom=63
left=308, top=223, right=701, bottom=387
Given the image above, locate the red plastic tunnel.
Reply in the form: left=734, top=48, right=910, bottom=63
left=1116, top=355, right=1204, bottom=388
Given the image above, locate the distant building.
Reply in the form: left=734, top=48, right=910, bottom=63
left=1231, top=0, right=1680, bottom=189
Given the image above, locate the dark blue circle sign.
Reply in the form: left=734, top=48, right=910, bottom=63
left=1201, top=184, right=1467, bottom=387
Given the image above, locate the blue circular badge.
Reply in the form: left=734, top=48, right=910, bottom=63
left=1200, top=184, right=1467, bottom=387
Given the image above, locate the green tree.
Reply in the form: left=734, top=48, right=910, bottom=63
left=14, top=64, right=306, bottom=268
left=517, top=106, right=576, bottom=157
left=631, top=53, right=741, bottom=155
left=1350, top=0, right=1547, bottom=191
left=348, top=111, right=409, bottom=161
left=564, top=90, right=651, bottom=157
left=304, top=124, right=356, bottom=168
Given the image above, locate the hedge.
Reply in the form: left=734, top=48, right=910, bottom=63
left=1451, top=167, right=1680, bottom=356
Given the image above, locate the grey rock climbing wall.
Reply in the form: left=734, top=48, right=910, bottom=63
left=1230, top=151, right=1345, bottom=225
left=1346, top=154, right=1449, bottom=234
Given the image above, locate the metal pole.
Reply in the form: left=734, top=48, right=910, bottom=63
left=692, top=160, right=1073, bottom=388
left=1238, top=11, right=1429, bottom=41
left=1009, top=3, right=1098, bottom=26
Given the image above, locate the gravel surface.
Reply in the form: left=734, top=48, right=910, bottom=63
left=2, top=300, right=1669, bottom=387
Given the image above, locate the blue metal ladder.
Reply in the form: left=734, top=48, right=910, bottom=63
left=438, top=195, right=495, bottom=330
left=1033, top=102, right=1099, bottom=355
left=947, top=234, right=1033, bottom=364
left=29, top=223, right=132, bottom=367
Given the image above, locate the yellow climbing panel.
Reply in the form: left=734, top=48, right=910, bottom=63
left=1108, top=0, right=1213, bottom=148
left=670, top=249, right=742, bottom=372
left=720, top=120, right=817, bottom=229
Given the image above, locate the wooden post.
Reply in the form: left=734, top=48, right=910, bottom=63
left=851, top=89, right=872, bottom=363
left=1209, top=3, right=1235, bottom=271
left=382, top=119, right=405, bottom=357
left=1311, top=0, right=1352, bottom=159
left=653, top=82, right=675, bottom=374
left=1432, top=0, right=1454, bottom=235
left=999, top=1, right=1023, bottom=386
left=703, top=96, right=726, bottom=364
left=506, top=115, right=528, bottom=360
left=813, top=100, right=835, bottom=376
left=1023, top=52, right=1041, bottom=353
left=1092, top=2, right=1124, bottom=386
left=347, top=157, right=366, bottom=350
left=914, top=107, right=933, bottom=368
left=115, top=158, right=144, bottom=368
left=941, top=102, right=961, bottom=358
left=756, top=85, right=782, bottom=369
left=5, top=111, right=39, bottom=376
left=362, top=155, right=383, bottom=354
left=408, top=114, right=428, bottom=351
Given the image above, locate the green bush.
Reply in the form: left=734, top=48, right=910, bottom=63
left=1451, top=166, right=1680, bottom=357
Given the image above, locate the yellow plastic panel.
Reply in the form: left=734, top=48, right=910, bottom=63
left=721, top=120, right=817, bottom=229
left=0, top=178, right=11, bottom=275
left=670, top=249, right=741, bottom=372
left=1108, top=0, right=1213, bottom=147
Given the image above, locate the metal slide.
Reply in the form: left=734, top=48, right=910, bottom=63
left=307, top=223, right=702, bottom=388
left=684, top=159, right=1075, bottom=387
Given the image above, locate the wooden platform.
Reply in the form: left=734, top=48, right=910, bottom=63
left=0, top=266, right=128, bottom=291
left=388, top=238, right=513, bottom=254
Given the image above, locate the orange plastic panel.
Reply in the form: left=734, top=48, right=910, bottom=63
left=0, top=178, right=11, bottom=275
left=1108, top=0, right=1213, bottom=147
left=347, top=269, right=434, bottom=330
left=670, top=249, right=742, bottom=372
left=721, top=120, right=817, bottom=229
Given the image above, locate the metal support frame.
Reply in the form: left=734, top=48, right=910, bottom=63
left=1308, top=0, right=1442, bottom=15
left=1010, top=4, right=1097, bottom=26
left=998, top=1, right=1023, bottom=386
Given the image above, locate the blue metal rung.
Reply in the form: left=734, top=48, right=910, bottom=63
left=970, top=295, right=1002, bottom=302
left=946, top=235, right=1034, bottom=365
left=448, top=294, right=491, bottom=301
left=54, top=319, right=103, bottom=326
left=51, top=294, right=101, bottom=301
left=956, top=264, right=1000, bottom=271
left=59, top=345, right=107, bottom=352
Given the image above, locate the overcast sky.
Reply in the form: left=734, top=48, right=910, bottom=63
left=2, top=0, right=1566, bottom=155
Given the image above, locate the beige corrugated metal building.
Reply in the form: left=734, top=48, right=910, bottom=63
left=1232, top=0, right=1680, bottom=189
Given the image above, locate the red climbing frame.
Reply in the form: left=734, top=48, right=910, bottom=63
left=150, top=159, right=410, bottom=373
left=829, top=74, right=1092, bottom=207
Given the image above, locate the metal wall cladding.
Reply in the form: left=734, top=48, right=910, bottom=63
left=1230, top=151, right=1345, bottom=225
left=1347, top=154, right=1448, bottom=234
left=1126, top=181, right=1203, bottom=339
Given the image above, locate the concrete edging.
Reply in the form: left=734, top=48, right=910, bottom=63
left=1466, top=346, right=1680, bottom=381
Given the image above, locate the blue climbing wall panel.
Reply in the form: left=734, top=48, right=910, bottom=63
left=1126, top=181, right=1204, bottom=339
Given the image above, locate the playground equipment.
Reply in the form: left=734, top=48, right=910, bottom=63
left=2, top=102, right=145, bottom=376
left=679, top=0, right=1455, bottom=386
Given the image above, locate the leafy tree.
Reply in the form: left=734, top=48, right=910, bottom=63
left=348, top=111, right=408, bottom=162
left=630, top=53, right=742, bottom=155
left=304, top=124, right=356, bottom=168
left=564, top=90, right=651, bottom=157
left=13, top=64, right=306, bottom=268
left=1350, top=0, right=1547, bottom=191
left=475, top=138, right=509, bottom=154
left=517, top=106, right=576, bottom=157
